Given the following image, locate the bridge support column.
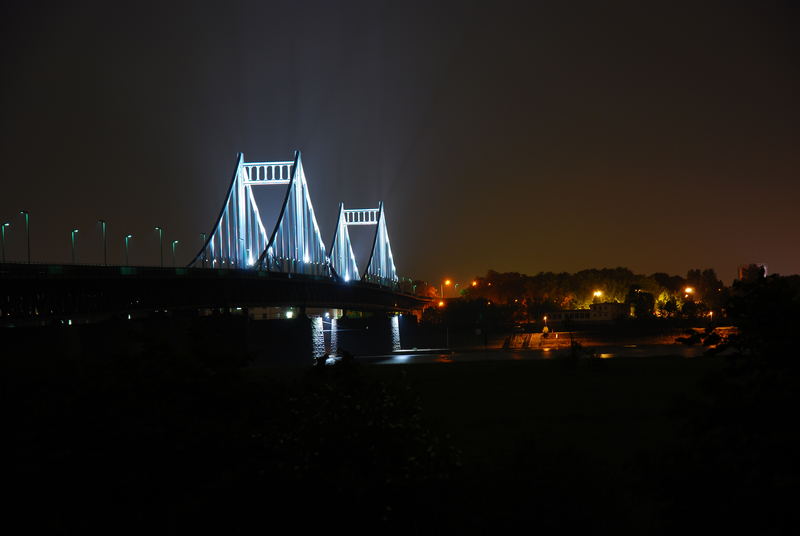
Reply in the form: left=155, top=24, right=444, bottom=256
left=390, top=313, right=401, bottom=352
left=329, top=317, right=338, bottom=355
left=306, top=308, right=343, bottom=358
left=310, top=316, right=325, bottom=358
left=335, top=312, right=401, bottom=355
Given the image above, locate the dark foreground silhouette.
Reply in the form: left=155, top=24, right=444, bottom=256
left=4, top=275, right=799, bottom=534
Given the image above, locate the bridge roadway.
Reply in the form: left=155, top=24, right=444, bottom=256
left=0, top=263, right=430, bottom=324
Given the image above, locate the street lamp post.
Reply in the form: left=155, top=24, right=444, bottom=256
left=171, top=240, right=179, bottom=267
left=1, top=222, right=10, bottom=263
left=19, top=210, right=29, bottom=263
left=154, top=227, right=164, bottom=267
left=98, top=220, right=107, bottom=266
left=124, top=234, right=133, bottom=265
left=71, top=229, right=79, bottom=264
left=200, top=233, right=207, bottom=267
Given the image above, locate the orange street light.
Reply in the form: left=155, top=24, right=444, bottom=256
left=438, top=300, right=445, bottom=307
left=684, top=287, right=694, bottom=294
left=441, top=278, right=453, bottom=299
left=471, top=280, right=477, bottom=287
left=593, top=290, right=603, bottom=298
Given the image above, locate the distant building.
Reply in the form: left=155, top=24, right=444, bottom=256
left=546, top=302, right=627, bottom=324
left=589, top=301, right=628, bottom=322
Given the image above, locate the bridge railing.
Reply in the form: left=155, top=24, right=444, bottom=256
left=360, top=274, right=417, bottom=295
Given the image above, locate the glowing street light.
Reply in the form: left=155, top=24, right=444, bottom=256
left=154, top=226, right=164, bottom=267
left=70, top=229, right=79, bottom=264
left=438, top=300, right=445, bottom=307
left=1, top=222, right=10, bottom=263
left=124, top=234, right=133, bottom=265
left=441, top=278, right=452, bottom=299
left=19, top=210, right=30, bottom=263
left=171, top=240, right=179, bottom=267
left=97, top=220, right=107, bottom=266
left=593, top=290, right=604, bottom=298
left=684, top=286, right=694, bottom=299
left=472, top=280, right=477, bottom=287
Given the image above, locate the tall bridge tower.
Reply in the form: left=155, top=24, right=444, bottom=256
left=190, top=151, right=329, bottom=277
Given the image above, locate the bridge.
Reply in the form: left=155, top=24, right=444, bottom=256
left=0, top=151, right=432, bottom=358
left=190, top=151, right=399, bottom=287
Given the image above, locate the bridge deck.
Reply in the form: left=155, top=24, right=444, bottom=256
left=0, top=263, right=429, bottom=323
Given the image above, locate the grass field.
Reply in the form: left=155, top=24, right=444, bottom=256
left=8, top=351, right=792, bottom=533
left=361, top=356, right=722, bottom=466
left=235, top=355, right=731, bottom=532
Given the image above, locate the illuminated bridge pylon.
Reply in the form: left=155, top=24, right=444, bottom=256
left=191, top=151, right=330, bottom=276
left=330, top=202, right=398, bottom=285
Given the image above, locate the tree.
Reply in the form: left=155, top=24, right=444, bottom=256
left=413, top=280, right=438, bottom=298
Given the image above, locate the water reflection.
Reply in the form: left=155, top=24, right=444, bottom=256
left=364, top=343, right=706, bottom=365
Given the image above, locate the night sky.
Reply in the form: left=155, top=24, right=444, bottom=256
left=1, top=0, right=797, bottom=284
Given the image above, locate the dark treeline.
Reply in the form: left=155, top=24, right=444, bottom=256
left=420, top=266, right=732, bottom=319
left=470, top=267, right=727, bottom=317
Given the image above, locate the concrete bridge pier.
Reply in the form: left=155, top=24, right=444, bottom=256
left=246, top=306, right=406, bottom=364
left=305, top=308, right=343, bottom=357
left=330, top=316, right=338, bottom=355
left=334, top=312, right=402, bottom=356
left=390, top=313, right=401, bottom=352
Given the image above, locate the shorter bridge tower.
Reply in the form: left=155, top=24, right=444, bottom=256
left=330, top=202, right=398, bottom=285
